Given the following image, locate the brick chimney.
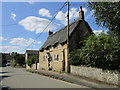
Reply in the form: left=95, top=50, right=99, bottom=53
left=79, top=6, right=84, bottom=20
left=48, top=30, right=53, bottom=36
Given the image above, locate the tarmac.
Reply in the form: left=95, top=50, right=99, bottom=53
left=26, top=69, right=120, bottom=89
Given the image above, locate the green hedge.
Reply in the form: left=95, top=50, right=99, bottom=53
left=70, top=32, right=120, bottom=71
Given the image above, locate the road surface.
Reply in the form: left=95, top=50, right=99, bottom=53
left=0, top=67, right=89, bottom=88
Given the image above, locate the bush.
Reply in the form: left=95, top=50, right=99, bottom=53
left=70, top=32, right=120, bottom=71
left=11, top=53, right=25, bottom=67
left=26, top=55, right=39, bottom=68
left=69, top=50, right=81, bottom=66
left=10, top=59, right=17, bottom=67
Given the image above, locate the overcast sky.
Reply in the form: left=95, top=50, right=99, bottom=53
left=1, top=1, right=108, bottom=54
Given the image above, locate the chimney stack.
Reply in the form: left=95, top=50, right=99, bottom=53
left=48, top=30, right=53, bottom=36
left=79, top=6, right=84, bottom=20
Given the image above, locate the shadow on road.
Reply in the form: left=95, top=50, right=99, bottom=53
left=0, top=72, right=11, bottom=74
left=1, top=87, right=11, bottom=90
left=0, top=75, right=11, bottom=81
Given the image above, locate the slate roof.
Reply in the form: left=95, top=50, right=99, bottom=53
left=25, top=50, right=39, bottom=54
left=39, top=18, right=92, bottom=51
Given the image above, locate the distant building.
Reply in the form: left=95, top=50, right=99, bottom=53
left=0, top=53, right=11, bottom=66
left=25, top=50, right=39, bottom=69
left=39, top=6, right=93, bottom=72
left=0, top=53, right=2, bottom=67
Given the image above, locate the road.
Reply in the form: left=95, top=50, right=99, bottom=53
left=0, top=67, right=88, bottom=88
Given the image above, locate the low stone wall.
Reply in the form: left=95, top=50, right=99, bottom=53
left=26, top=63, right=39, bottom=70
left=32, top=63, right=39, bottom=70
left=70, top=65, right=120, bottom=85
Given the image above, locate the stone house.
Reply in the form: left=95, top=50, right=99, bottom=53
left=39, top=6, right=92, bottom=72
left=25, top=50, right=39, bottom=69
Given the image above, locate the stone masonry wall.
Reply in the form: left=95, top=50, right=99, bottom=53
left=26, top=63, right=39, bottom=70
left=70, top=65, right=120, bottom=85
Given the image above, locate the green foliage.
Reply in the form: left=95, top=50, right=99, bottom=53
left=70, top=2, right=120, bottom=71
left=69, top=49, right=82, bottom=66
left=17, top=55, right=25, bottom=66
left=11, top=53, right=25, bottom=67
left=70, top=32, right=120, bottom=71
left=87, top=2, right=120, bottom=36
left=10, top=59, right=17, bottom=67
left=26, top=55, right=39, bottom=67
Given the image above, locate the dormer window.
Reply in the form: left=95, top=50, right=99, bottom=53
left=49, top=47, right=53, bottom=51
left=57, top=44, right=61, bottom=49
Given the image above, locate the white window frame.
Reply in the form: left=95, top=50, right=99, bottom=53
left=49, top=47, right=53, bottom=51
left=54, top=54, right=59, bottom=61
left=56, top=44, right=61, bottom=50
left=43, top=55, right=46, bottom=61
left=43, top=54, right=48, bottom=61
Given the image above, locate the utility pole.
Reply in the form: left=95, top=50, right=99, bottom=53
left=67, top=0, right=70, bottom=73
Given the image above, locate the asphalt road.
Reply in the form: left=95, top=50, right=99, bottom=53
left=0, top=67, right=88, bottom=88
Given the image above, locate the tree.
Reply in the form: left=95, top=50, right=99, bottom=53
left=11, top=53, right=25, bottom=67
left=69, top=2, right=120, bottom=71
left=70, top=32, right=120, bottom=71
left=87, top=2, right=120, bottom=36
left=26, top=55, right=39, bottom=70
left=11, top=53, right=19, bottom=67
left=69, top=49, right=82, bottom=66
left=17, top=55, right=25, bottom=66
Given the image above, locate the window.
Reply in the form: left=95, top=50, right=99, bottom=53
left=54, top=54, right=59, bottom=61
left=54, top=44, right=61, bottom=50
left=57, top=44, right=61, bottom=49
left=43, top=55, right=46, bottom=61
left=49, top=47, right=53, bottom=51
left=43, top=54, right=48, bottom=61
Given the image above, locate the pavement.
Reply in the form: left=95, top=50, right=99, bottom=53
left=26, top=69, right=120, bottom=89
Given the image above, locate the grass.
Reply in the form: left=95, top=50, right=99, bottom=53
left=53, top=70, right=65, bottom=74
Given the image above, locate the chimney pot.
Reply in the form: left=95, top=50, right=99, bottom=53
left=79, top=6, right=84, bottom=20
left=48, top=30, right=53, bottom=36
left=80, top=6, right=82, bottom=11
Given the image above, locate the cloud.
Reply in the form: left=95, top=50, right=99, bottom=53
left=28, top=1, right=34, bottom=4
left=93, top=30, right=107, bottom=35
left=19, top=16, right=57, bottom=33
left=39, top=8, right=52, bottom=18
left=82, top=8, right=87, bottom=14
left=85, top=10, right=95, bottom=19
left=55, top=7, right=87, bottom=25
left=55, top=11, right=67, bottom=25
left=10, top=12, right=16, bottom=21
left=10, top=38, right=41, bottom=47
left=1, top=37, right=41, bottom=53
left=0, top=37, right=7, bottom=41
left=0, top=46, right=19, bottom=53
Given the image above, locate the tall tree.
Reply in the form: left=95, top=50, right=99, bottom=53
left=87, top=2, right=120, bottom=35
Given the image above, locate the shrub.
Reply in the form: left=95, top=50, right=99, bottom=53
left=70, top=32, right=120, bottom=71
left=26, top=55, right=39, bottom=68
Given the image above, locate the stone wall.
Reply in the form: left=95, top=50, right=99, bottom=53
left=70, top=65, right=120, bottom=85
left=39, top=44, right=68, bottom=72
left=26, top=63, right=39, bottom=70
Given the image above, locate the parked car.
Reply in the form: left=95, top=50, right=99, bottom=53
left=6, top=63, right=10, bottom=66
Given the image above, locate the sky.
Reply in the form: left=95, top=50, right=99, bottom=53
left=1, top=1, right=108, bottom=54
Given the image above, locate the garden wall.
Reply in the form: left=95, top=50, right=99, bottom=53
left=26, top=63, right=39, bottom=70
left=70, top=65, right=120, bottom=85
